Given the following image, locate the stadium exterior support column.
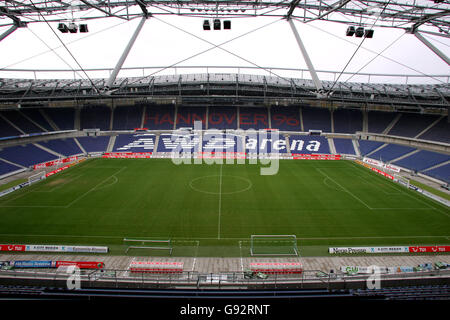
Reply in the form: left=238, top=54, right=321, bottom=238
left=414, top=31, right=450, bottom=66
left=105, top=16, right=147, bottom=89
left=287, top=19, right=324, bottom=94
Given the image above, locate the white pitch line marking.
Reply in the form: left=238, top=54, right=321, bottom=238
left=316, top=168, right=372, bottom=209
left=64, top=167, right=127, bottom=208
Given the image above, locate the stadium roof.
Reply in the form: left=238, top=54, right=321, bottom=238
left=0, top=1, right=448, bottom=106
left=1, top=1, right=449, bottom=33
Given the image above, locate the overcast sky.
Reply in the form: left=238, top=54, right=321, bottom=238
left=0, top=10, right=449, bottom=85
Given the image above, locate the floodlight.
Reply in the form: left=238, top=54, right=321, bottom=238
left=355, top=27, right=364, bottom=37
left=223, top=20, right=231, bottom=30
left=213, top=19, right=221, bottom=30
left=346, top=26, right=355, bottom=36
left=79, top=24, right=89, bottom=33
left=364, top=29, right=374, bottom=38
left=203, top=20, right=211, bottom=30
left=57, top=23, right=68, bottom=33
left=68, top=22, right=78, bottom=33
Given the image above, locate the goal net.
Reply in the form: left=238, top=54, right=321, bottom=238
left=394, top=174, right=410, bottom=188
left=250, top=235, right=299, bottom=256
left=28, top=171, right=46, bottom=185
left=123, top=238, right=173, bottom=255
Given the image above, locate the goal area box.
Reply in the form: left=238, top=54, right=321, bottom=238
left=250, top=235, right=299, bottom=256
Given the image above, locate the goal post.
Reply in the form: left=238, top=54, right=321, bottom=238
left=28, top=171, right=46, bottom=185
left=394, top=174, right=410, bottom=188
left=250, top=235, right=299, bottom=256
left=123, top=238, right=173, bottom=255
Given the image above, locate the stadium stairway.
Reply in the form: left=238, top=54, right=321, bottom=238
left=153, top=134, right=160, bottom=153
left=39, top=109, right=60, bottom=131
left=106, top=135, right=117, bottom=153
left=423, top=159, right=450, bottom=172
left=34, top=143, right=65, bottom=159
left=20, top=112, right=49, bottom=133
left=364, top=143, right=388, bottom=158
left=423, top=162, right=450, bottom=183
left=352, top=139, right=361, bottom=157
left=74, top=138, right=87, bottom=155
left=328, top=138, right=336, bottom=154
left=383, top=113, right=402, bottom=135
left=0, top=113, right=25, bottom=135
left=0, top=157, right=26, bottom=169
left=390, top=149, right=420, bottom=164
left=414, top=116, right=445, bottom=140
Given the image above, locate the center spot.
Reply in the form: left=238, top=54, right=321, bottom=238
left=189, top=175, right=252, bottom=195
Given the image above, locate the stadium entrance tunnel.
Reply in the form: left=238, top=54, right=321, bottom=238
left=188, top=175, right=252, bottom=195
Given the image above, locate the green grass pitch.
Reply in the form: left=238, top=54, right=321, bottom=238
left=0, top=158, right=448, bottom=257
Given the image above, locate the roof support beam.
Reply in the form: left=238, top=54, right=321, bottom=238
left=287, top=18, right=324, bottom=95
left=0, top=23, right=18, bottom=41
left=78, top=0, right=129, bottom=20
left=414, top=31, right=450, bottom=66
left=305, top=0, right=352, bottom=23
left=286, top=0, right=302, bottom=20
left=412, top=10, right=450, bottom=32
left=105, top=15, right=148, bottom=90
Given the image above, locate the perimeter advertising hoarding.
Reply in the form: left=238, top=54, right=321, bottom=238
left=102, top=152, right=152, bottom=158
left=34, top=156, right=78, bottom=170
left=363, top=157, right=401, bottom=173
left=26, top=245, right=108, bottom=253
left=340, top=266, right=397, bottom=274
left=55, top=261, right=104, bottom=269
left=329, top=246, right=450, bottom=254
left=0, top=244, right=108, bottom=253
left=13, top=260, right=54, bottom=268
left=292, top=154, right=341, bottom=160
left=11, top=261, right=104, bottom=269
left=329, top=247, right=409, bottom=254
left=0, top=245, right=26, bottom=252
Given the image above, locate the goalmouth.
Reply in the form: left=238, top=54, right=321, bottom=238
left=394, top=174, right=410, bottom=189
left=124, top=238, right=173, bottom=255
left=250, top=235, right=299, bottom=256
left=28, top=171, right=46, bottom=185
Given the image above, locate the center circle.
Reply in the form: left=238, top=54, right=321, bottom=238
left=189, top=175, right=252, bottom=195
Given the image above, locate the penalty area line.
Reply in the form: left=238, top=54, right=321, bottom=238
left=64, top=167, right=127, bottom=208
left=316, top=168, right=372, bottom=209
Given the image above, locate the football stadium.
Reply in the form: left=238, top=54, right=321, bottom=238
left=0, top=0, right=449, bottom=310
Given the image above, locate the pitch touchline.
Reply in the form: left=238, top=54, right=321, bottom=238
left=347, top=161, right=450, bottom=218
left=0, top=234, right=448, bottom=240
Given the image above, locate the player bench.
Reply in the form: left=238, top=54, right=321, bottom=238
left=129, top=261, right=184, bottom=273
left=249, top=262, right=303, bottom=274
